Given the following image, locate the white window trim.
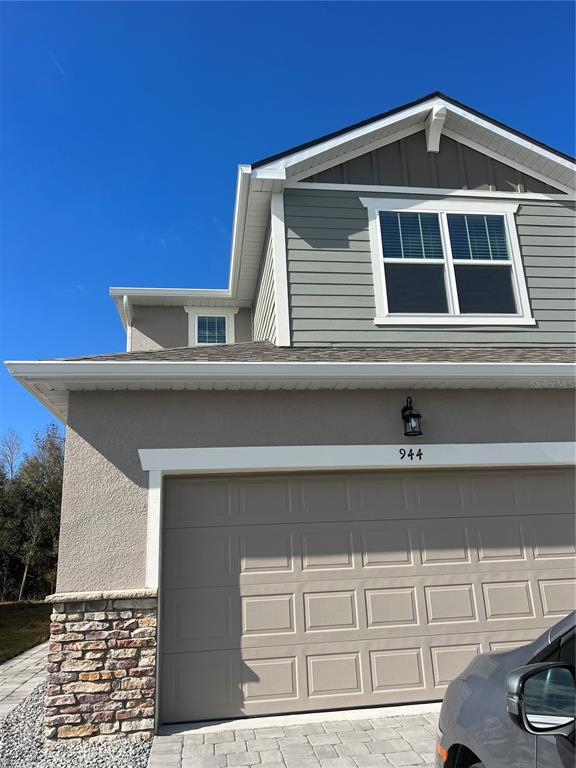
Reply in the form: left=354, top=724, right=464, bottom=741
left=140, top=441, right=576, bottom=589
left=360, top=197, right=535, bottom=327
left=184, top=307, right=238, bottom=346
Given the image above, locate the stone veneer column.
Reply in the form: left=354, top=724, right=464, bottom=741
left=44, top=590, right=158, bottom=741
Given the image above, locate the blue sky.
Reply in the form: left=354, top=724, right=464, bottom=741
left=1, top=1, right=574, bottom=448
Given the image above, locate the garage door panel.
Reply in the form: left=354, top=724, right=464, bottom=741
left=163, top=469, right=573, bottom=528
left=360, top=522, right=414, bottom=567
left=163, top=517, right=561, bottom=591
left=163, top=528, right=236, bottom=588
left=538, top=578, right=576, bottom=617
left=240, top=531, right=295, bottom=574
left=160, top=469, right=576, bottom=722
left=160, top=628, right=547, bottom=722
left=517, top=470, right=576, bottom=510
left=418, top=520, right=472, bottom=565
left=161, top=569, right=574, bottom=654
left=474, top=517, right=527, bottom=562
left=160, top=650, right=242, bottom=722
left=162, top=588, right=237, bottom=652
left=529, top=514, right=576, bottom=559
left=164, top=478, right=237, bottom=528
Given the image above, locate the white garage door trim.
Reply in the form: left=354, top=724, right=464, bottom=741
left=140, top=442, right=575, bottom=590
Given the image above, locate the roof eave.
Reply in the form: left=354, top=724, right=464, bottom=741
left=6, top=359, right=575, bottom=424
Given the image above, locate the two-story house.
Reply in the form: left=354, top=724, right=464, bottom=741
left=7, top=92, right=576, bottom=742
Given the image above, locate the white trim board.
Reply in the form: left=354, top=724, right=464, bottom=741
left=287, top=181, right=575, bottom=201
left=139, top=442, right=575, bottom=474
left=270, top=193, right=291, bottom=346
left=140, top=441, right=575, bottom=590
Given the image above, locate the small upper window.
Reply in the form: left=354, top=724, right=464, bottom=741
left=185, top=307, right=237, bottom=346
left=362, top=199, right=534, bottom=326
left=197, top=315, right=227, bottom=345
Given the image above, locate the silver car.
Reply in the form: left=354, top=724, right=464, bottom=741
left=436, top=612, right=575, bottom=767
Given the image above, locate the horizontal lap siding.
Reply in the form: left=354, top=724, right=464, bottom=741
left=285, top=189, right=576, bottom=347
left=253, top=229, right=277, bottom=343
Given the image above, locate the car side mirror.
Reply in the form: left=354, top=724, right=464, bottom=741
left=506, top=663, right=575, bottom=737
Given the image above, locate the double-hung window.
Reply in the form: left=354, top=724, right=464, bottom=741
left=362, top=198, right=534, bottom=326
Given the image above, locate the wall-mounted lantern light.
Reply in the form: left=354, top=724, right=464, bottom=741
left=401, top=397, right=422, bottom=437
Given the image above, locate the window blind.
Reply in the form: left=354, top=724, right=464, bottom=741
left=447, top=214, right=509, bottom=260
left=380, top=211, right=443, bottom=259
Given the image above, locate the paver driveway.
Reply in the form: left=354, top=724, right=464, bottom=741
left=148, top=710, right=439, bottom=768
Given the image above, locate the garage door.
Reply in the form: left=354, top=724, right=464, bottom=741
left=160, top=467, right=575, bottom=723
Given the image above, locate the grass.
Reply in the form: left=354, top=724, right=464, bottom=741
left=0, top=601, right=52, bottom=664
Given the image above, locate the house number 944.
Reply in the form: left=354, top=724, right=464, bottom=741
left=399, top=448, right=423, bottom=461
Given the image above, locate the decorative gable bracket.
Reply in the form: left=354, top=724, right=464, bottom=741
left=425, top=105, right=447, bottom=153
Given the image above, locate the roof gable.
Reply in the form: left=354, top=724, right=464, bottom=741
left=252, top=92, right=575, bottom=193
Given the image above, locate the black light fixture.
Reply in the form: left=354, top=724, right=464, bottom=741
left=401, top=396, right=422, bottom=437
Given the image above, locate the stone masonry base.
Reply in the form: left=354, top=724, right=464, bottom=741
left=45, top=595, right=157, bottom=740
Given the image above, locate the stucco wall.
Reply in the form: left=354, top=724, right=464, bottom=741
left=57, top=387, right=575, bottom=593
left=130, top=306, right=188, bottom=351
left=130, top=306, right=252, bottom=351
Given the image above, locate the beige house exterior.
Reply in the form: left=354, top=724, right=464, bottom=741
left=7, top=92, right=576, bottom=741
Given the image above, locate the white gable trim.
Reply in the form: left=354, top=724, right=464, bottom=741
left=253, top=100, right=437, bottom=174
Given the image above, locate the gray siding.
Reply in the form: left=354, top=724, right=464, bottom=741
left=253, top=228, right=277, bottom=343
left=285, top=188, right=576, bottom=346
left=304, top=132, right=563, bottom=194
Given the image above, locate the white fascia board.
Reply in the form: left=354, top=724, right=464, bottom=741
left=228, top=164, right=253, bottom=296
left=6, top=360, right=575, bottom=388
left=109, top=287, right=232, bottom=299
left=139, top=442, right=576, bottom=474
left=441, top=101, right=576, bottom=174
left=253, top=100, right=436, bottom=174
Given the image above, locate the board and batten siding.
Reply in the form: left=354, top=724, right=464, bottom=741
left=304, top=132, right=561, bottom=194
left=253, top=228, right=277, bottom=343
left=285, top=188, right=576, bottom=346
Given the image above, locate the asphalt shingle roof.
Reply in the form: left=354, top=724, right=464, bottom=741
left=59, top=342, right=576, bottom=364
